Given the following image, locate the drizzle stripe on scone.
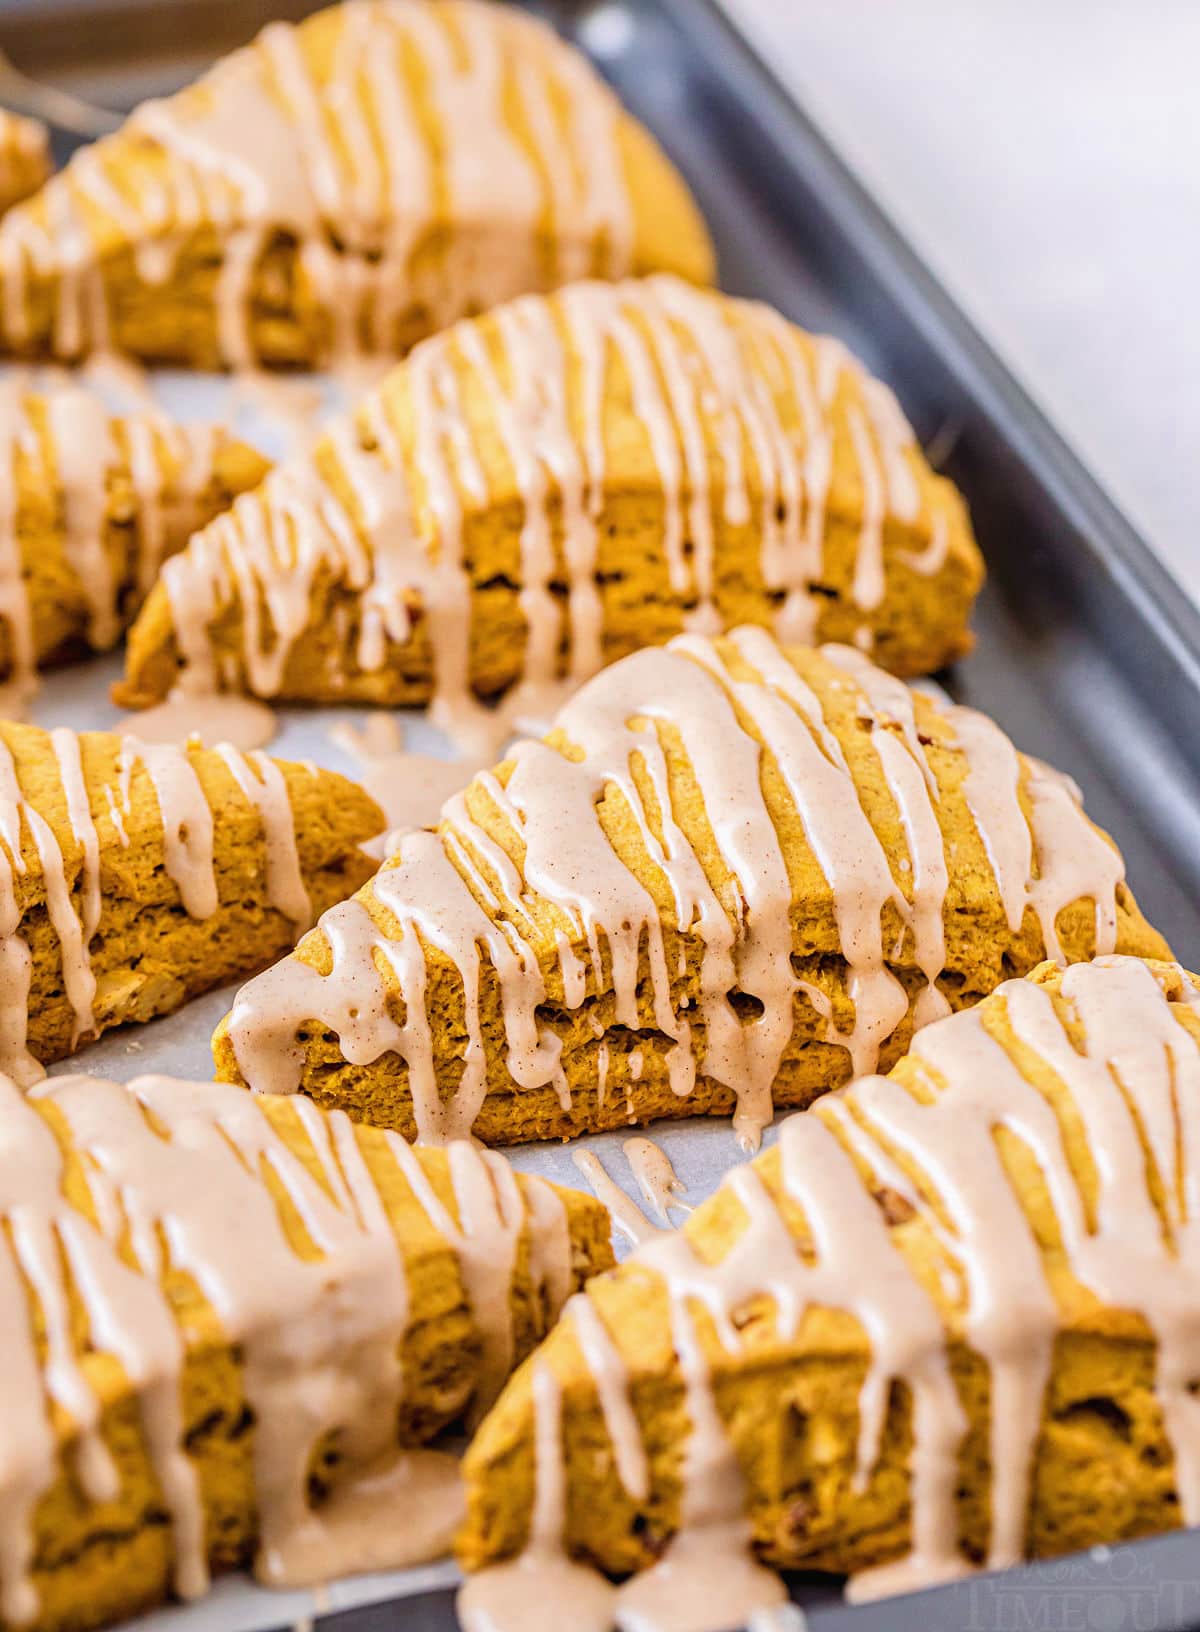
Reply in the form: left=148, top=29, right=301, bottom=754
left=456, top=957, right=1200, bottom=1625
left=213, top=632, right=1167, bottom=1149
left=0, top=1075, right=611, bottom=1632
left=118, top=277, right=983, bottom=732
left=0, top=378, right=267, bottom=710
left=0, top=0, right=711, bottom=370
left=0, top=722, right=381, bottom=1080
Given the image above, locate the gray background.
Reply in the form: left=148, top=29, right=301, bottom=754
left=720, top=0, right=1200, bottom=606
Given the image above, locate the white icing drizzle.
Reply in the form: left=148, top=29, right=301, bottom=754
left=943, top=701, right=1123, bottom=959
left=0, top=0, right=634, bottom=369
left=214, top=744, right=312, bottom=932
left=140, top=277, right=950, bottom=750
left=0, top=727, right=103, bottom=1084
left=0, top=1076, right=580, bottom=1624
left=571, top=1148, right=664, bottom=1249
left=45, top=387, right=119, bottom=648
left=457, top=1362, right=619, bottom=1632
left=118, top=736, right=218, bottom=919
left=0, top=376, right=242, bottom=708
left=822, top=643, right=949, bottom=1026
left=329, top=712, right=482, bottom=837
left=0, top=725, right=313, bottom=1084
left=463, top=956, right=1200, bottom=1625
left=47, top=727, right=102, bottom=1042
left=117, top=692, right=279, bottom=751
left=623, top=1135, right=690, bottom=1224
left=227, top=633, right=1132, bottom=1151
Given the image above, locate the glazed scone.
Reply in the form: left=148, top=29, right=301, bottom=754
left=0, top=721, right=381, bottom=1082
left=0, top=1, right=712, bottom=371
left=212, top=631, right=1167, bottom=1148
left=0, top=378, right=269, bottom=704
left=456, top=956, right=1200, bottom=1610
left=116, top=278, right=983, bottom=723
left=0, top=1073, right=613, bottom=1632
left=0, top=109, right=49, bottom=218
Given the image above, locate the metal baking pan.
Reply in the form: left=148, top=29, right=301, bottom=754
left=8, top=0, right=1200, bottom=1627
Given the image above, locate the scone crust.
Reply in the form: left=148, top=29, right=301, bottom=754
left=456, top=957, right=1200, bottom=1580
left=0, top=1, right=713, bottom=369
left=118, top=281, right=983, bottom=711
left=9, top=1096, right=613, bottom=1632
left=0, top=721, right=382, bottom=1067
left=211, top=638, right=1167, bottom=1143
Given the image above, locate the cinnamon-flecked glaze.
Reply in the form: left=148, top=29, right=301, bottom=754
left=117, top=278, right=982, bottom=730
left=0, top=0, right=712, bottom=371
left=0, top=722, right=381, bottom=1078
left=457, top=957, right=1200, bottom=1621
left=212, top=632, right=1167, bottom=1148
left=0, top=1075, right=611, bottom=1632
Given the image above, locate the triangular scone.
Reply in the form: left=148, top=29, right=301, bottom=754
left=0, top=1, right=712, bottom=372
left=116, top=279, right=983, bottom=721
left=0, top=110, right=49, bottom=218
left=0, top=721, right=381, bottom=1082
left=212, top=631, right=1167, bottom=1148
left=457, top=956, right=1200, bottom=1604
left=0, top=380, right=269, bottom=704
left=0, top=1074, right=612, bottom=1632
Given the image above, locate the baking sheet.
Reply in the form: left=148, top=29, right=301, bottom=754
left=12, top=0, right=1200, bottom=1626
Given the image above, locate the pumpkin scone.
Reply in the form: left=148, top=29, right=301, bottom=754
left=116, top=278, right=983, bottom=730
left=0, top=0, right=712, bottom=371
left=0, top=110, right=49, bottom=218
left=0, top=1072, right=612, bottom=1632
left=0, top=378, right=268, bottom=707
left=212, top=630, right=1167, bottom=1149
left=455, top=956, right=1200, bottom=1626
left=0, top=721, right=382, bottom=1084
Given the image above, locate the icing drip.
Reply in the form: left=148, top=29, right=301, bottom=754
left=0, top=377, right=238, bottom=709
left=0, top=0, right=634, bottom=368
left=0, top=729, right=103, bottom=1084
left=944, top=702, right=1122, bottom=958
left=214, top=744, right=312, bottom=932
left=47, top=728, right=102, bottom=1045
left=0, top=725, right=311, bottom=1085
left=227, top=633, right=1130, bottom=1150
left=0, top=1078, right=577, bottom=1623
left=382, top=1136, right=571, bottom=1425
left=464, top=957, right=1200, bottom=1623
left=623, top=1136, right=690, bottom=1224
left=823, top=643, right=949, bottom=1026
left=118, top=737, right=218, bottom=918
left=329, top=712, right=482, bottom=837
left=457, top=1363, right=619, bottom=1632
left=117, top=692, right=279, bottom=751
left=45, top=388, right=118, bottom=648
left=148, top=277, right=945, bottom=748
left=571, top=1148, right=664, bottom=1249
left=232, top=825, right=560, bottom=1144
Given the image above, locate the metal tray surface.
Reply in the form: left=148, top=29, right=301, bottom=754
left=6, top=0, right=1200, bottom=1628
